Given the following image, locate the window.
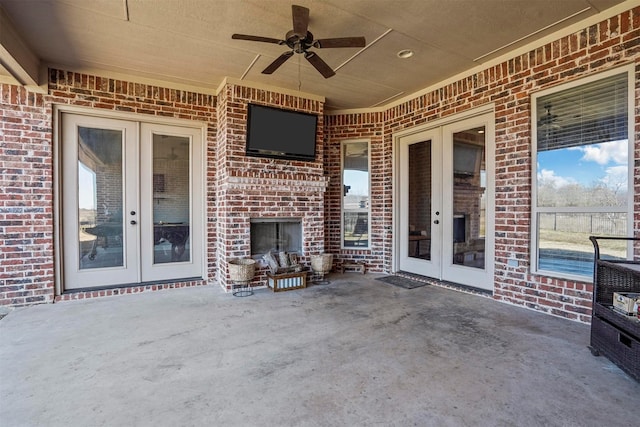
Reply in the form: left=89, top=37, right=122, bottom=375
left=342, top=140, right=370, bottom=248
left=532, top=68, right=633, bottom=280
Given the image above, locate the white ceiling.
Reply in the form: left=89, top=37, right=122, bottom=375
left=0, top=0, right=631, bottom=110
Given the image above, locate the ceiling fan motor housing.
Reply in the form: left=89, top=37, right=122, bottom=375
left=286, top=30, right=314, bottom=53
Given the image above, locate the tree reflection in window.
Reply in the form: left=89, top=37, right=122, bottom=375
left=533, top=71, right=630, bottom=278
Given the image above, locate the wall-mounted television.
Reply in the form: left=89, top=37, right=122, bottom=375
left=245, top=104, right=318, bottom=161
left=453, top=142, right=483, bottom=176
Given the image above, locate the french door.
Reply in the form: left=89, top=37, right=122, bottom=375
left=61, top=113, right=203, bottom=290
left=398, top=113, right=494, bottom=291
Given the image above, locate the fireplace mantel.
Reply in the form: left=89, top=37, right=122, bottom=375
left=222, top=175, right=329, bottom=192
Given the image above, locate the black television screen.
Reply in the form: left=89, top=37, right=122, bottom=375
left=246, top=104, right=318, bottom=161
left=453, top=142, right=482, bottom=176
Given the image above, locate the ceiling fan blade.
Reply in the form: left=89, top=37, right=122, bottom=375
left=292, top=5, right=310, bottom=37
left=304, top=52, right=335, bottom=78
left=314, top=37, right=366, bottom=49
left=232, top=34, right=284, bottom=45
left=262, top=51, right=294, bottom=74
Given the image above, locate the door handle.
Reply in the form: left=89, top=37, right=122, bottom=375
left=434, top=220, right=439, bottom=224
left=130, top=220, right=137, bottom=225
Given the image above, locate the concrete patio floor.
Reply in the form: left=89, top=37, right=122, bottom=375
left=1, top=274, right=638, bottom=426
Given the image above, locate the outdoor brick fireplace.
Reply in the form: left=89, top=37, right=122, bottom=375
left=215, top=81, right=328, bottom=290
left=250, top=217, right=302, bottom=256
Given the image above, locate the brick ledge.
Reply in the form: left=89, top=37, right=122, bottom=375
left=55, top=279, right=207, bottom=302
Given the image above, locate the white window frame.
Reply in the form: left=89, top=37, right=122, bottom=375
left=341, top=139, right=371, bottom=250
left=530, top=65, right=635, bottom=281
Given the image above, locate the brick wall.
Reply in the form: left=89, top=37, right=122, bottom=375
left=325, top=7, right=640, bottom=322
left=0, top=86, right=53, bottom=305
left=215, top=84, right=328, bottom=290
left=1, top=7, right=638, bottom=324
left=0, top=70, right=216, bottom=306
left=324, top=112, right=387, bottom=271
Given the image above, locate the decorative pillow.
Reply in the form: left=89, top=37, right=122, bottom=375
left=288, top=253, right=298, bottom=266
left=263, top=252, right=279, bottom=274
left=278, top=251, right=290, bottom=268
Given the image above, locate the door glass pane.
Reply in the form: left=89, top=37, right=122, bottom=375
left=408, top=141, right=431, bottom=260
left=78, top=127, right=124, bottom=269
left=342, top=141, right=369, bottom=247
left=152, top=135, right=191, bottom=264
left=452, top=127, right=486, bottom=269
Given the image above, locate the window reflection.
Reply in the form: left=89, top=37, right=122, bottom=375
left=152, top=134, right=191, bottom=264
left=534, top=72, right=629, bottom=278
left=408, top=141, right=431, bottom=260
left=342, top=141, right=369, bottom=247
left=452, top=127, right=486, bottom=269
left=77, top=127, right=124, bottom=269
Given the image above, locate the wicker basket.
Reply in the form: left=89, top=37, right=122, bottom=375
left=228, top=258, right=256, bottom=282
left=311, top=253, right=333, bottom=274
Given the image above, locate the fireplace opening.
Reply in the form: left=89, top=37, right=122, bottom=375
left=250, top=218, right=302, bottom=256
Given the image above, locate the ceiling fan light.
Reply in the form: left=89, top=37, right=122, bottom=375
left=397, top=49, right=414, bottom=59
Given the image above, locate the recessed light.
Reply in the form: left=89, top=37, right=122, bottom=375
left=397, top=49, right=414, bottom=59
left=478, top=130, right=485, bottom=134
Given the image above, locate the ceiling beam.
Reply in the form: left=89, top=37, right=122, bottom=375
left=0, top=6, right=42, bottom=89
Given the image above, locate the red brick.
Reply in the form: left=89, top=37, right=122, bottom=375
left=2, top=7, right=639, bottom=323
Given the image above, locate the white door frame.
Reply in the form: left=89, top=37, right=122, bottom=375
left=397, top=128, right=442, bottom=278
left=139, top=122, right=203, bottom=282
left=393, top=105, right=495, bottom=291
left=54, top=105, right=206, bottom=294
left=61, top=114, right=140, bottom=288
left=441, top=114, right=495, bottom=289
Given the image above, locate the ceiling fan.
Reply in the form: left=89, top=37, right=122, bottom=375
left=538, top=104, right=560, bottom=128
left=232, top=5, right=366, bottom=78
